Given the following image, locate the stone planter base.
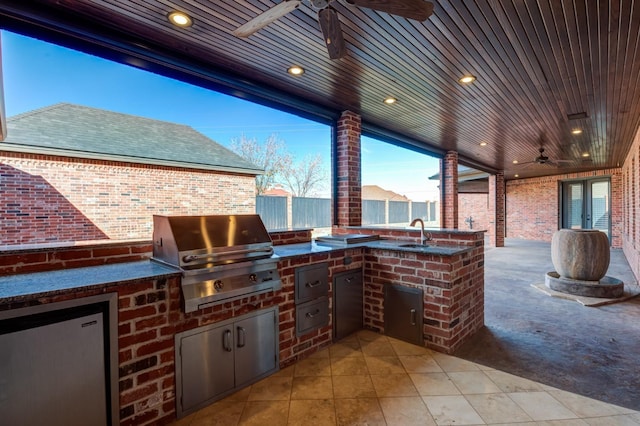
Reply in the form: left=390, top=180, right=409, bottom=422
left=545, top=271, right=624, bottom=298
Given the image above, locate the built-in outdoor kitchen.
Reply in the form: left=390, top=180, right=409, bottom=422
left=0, top=215, right=484, bottom=425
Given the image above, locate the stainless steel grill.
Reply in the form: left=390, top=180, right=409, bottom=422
left=151, top=214, right=281, bottom=313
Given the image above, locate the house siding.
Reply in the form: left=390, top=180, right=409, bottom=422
left=505, top=168, right=623, bottom=249
left=0, top=152, right=256, bottom=245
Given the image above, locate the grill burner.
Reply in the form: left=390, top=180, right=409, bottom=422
left=152, top=214, right=281, bottom=313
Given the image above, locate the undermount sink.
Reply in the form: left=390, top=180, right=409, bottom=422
left=399, top=243, right=430, bottom=248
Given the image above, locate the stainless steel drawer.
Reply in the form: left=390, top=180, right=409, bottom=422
left=295, top=262, right=329, bottom=303
left=296, top=297, right=329, bottom=336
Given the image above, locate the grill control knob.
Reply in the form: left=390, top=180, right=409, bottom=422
left=213, top=280, right=224, bottom=290
left=249, top=273, right=258, bottom=282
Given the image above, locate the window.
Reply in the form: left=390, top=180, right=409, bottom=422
left=360, top=136, right=440, bottom=227
left=0, top=31, right=330, bottom=246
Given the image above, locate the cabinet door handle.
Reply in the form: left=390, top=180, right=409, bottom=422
left=237, top=326, right=246, bottom=348
left=345, top=277, right=353, bottom=283
left=306, top=280, right=322, bottom=288
left=306, top=309, right=321, bottom=318
left=410, top=309, right=417, bottom=326
left=223, top=329, right=232, bottom=352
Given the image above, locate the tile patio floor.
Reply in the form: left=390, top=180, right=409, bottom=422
left=171, top=329, right=640, bottom=425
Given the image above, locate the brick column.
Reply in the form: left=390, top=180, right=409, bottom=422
left=440, top=151, right=458, bottom=229
left=334, top=111, right=362, bottom=227
left=489, top=172, right=505, bottom=247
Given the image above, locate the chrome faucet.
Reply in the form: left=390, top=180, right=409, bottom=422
left=410, top=218, right=432, bottom=245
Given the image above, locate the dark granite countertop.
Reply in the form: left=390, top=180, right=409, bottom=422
left=1, top=238, right=474, bottom=303
left=0, top=261, right=179, bottom=303
left=273, top=239, right=474, bottom=259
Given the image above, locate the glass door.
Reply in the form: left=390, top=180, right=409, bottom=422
left=588, top=180, right=610, bottom=238
left=561, top=178, right=611, bottom=242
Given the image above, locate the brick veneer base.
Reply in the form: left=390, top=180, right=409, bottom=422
left=362, top=236, right=484, bottom=354
left=0, top=228, right=483, bottom=424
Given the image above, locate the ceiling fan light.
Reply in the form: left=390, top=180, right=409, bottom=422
left=287, top=65, right=305, bottom=76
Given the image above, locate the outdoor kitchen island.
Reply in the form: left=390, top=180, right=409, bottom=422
left=0, top=226, right=484, bottom=425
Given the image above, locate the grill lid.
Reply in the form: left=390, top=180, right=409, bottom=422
left=152, top=214, right=274, bottom=269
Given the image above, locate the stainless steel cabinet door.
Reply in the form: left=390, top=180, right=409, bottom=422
left=234, top=309, right=277, bottom=387
left=179, top=325, right=235, bottom=412
left=334, top=270, right=363, bottom=340
left=384, top=284, right=423, bottom=345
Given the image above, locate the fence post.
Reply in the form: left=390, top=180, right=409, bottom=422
left=287, top=194, right=293, bottom=230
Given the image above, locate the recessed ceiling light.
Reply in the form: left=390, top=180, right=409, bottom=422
left=514, top=174, right=519, bottom=178
left=383, top=97, right=397, bottom=105
left=571, top=129, right=583, bottom=135
left=287, top=65, right=305, bottom=76
left=512, top=160, right=518, bottom=164
left=168, top=11, right=192, bottom=27
left=479, top=141, right=488, bottom=146
left=582, top=152, right=590, bottom=157
left=458, top=75, right=476, bottom=84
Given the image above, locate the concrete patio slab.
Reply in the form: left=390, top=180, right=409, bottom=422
left=454, top=238, right=640, bottom=412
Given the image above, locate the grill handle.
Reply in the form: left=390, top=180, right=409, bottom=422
left=223, top=329, right=232, bottom=352
left=305, top=280, right=322, bottom=288
left=183, top=247, right=273, bottom=263
left=410, top=309, right=417, bottom=326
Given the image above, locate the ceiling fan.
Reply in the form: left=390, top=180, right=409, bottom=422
left=233, top=0, right=434, bottom=59
left=517, top=147, right=574, bottom=168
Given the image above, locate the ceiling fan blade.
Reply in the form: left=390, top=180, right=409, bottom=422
left=345, top=0, right=434, bottom=21
left=318, top=8, right=346, bottom=59
left=234, top=0, right=301, bottom=37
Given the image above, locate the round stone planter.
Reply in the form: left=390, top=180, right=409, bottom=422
left=551, top=229, right=610, bottom=281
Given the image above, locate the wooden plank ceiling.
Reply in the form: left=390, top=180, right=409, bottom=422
left=2, top=0, right=640, bottom=179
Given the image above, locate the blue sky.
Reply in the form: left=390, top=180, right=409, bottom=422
left=1, top=30, right=440, bottom=200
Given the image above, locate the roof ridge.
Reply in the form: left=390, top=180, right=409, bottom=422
left=9, top=102, right=193, bottom=129
left=7, top=102, right=71, bottom=121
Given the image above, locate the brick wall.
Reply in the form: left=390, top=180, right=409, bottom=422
left=441, top=151, right=459, bottom=229
left=0, top=240, right=152, bottom=275
left=1, top=245, right=364, bottom=426
left=488, top=172, right=505, bottom=247
left=335, top=111, right=362, bottom=227
left=0, top=152, right=256, bottom=245
left=363, top=231, right=484, bottom=354
left=622, top=127, right=640, bottom=283
left=506, top=168, right=623, bottom=248
left=458, top=193, right=489, bottom=233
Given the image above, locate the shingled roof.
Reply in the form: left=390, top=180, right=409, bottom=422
left=0, top=103, right=262, bottom=174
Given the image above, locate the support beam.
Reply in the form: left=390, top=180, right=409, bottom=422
left=489, top=172, right=505, bottom=247
left=440, top=151, right=459, bottom=229
left=334, top=111, right=362, bottom=227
